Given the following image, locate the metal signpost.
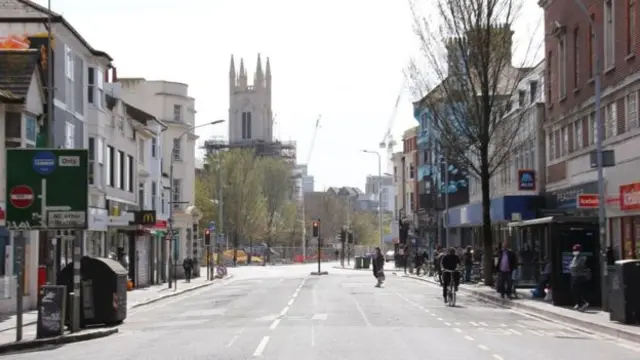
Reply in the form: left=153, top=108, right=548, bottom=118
left=6, top=149, right=89, bottom=336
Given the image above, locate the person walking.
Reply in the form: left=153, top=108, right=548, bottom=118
left=570, top=244, right=590, bottom=311
left=496, top=240, right=516, bottom=299
left=463, top=246, right=473, bottom=283
left=372, top=247, right=385, bottom=287
left=183, top=256, right=193, bottom=283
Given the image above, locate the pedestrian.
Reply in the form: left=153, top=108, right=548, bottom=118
left=183, top=256, right=192, bottom=283
left=414, top=251, right=424, bottom=276
left=496, top=240, right=516, bottom=299
left=569, top=244, right=590, bottom=311
left=372, top=247, right=385, bottom=287
left=463, top=246, right=473, bottom=283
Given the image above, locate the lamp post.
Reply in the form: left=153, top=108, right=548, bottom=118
left=168, top=120, right=225, bottom=289
left=362, top=150, right=384, bottom=250
left=572, top=0, right=607, bottom=296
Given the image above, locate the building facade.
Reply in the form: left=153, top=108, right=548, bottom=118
left=118, top=78, right=199, bottom=277
left=540, top=0, right=640, bottom=258
left=364, top=175, right=394, bottom=213
left=0, top=48, right=45, bottom=312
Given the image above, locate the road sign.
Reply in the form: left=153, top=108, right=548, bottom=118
left=6, top=149, right=88, bottom=230
left=9, top=185, right=34, bottom=209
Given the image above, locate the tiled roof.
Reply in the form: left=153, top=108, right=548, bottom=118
left=0, top=49, right=40, bottom=101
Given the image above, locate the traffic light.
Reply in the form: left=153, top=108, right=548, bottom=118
left=348, top=231, right=354, bottom=244
left=339, top=228, right=346, bottom=243
left=312, top=219, right=320, bottom=238
left=204, top=229, right=211, bottom=245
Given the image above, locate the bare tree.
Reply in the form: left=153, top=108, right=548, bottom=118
left=407, top=0, right=540, bottom=285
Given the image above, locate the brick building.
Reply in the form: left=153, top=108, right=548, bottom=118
left=539, top=0, right=639, bottom=258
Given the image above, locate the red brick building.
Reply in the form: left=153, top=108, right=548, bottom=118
left=539, top=0, right=639, bottom=258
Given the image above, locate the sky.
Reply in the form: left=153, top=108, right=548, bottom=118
left=32, top=0, right=543, bottom=191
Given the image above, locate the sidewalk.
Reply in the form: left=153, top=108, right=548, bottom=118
left=403, top=274, right=640, bottom=344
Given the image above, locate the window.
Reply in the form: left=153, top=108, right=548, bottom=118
left=530, top=81, right=538, bottom=103
left=88, top=137, right=95, bottom=185
left=172, top=179, right=181, bottom=209
left=393, top=166, right=397, bottom=182
left=87, top=67, right=94, bottom=104
left=173, top=105, right=182, bottom=122
left=573, top=27, right=580, bottom=88
left=96, top=69, right=104, bottom=109
left=574, top=120, right=583, bottom=150
left=627, top=92, right=638, bottom=129
left=629, top=0, right=637, bottom=55
left=604, top=0, right=615, bottom=68
left=25, top=115, right=37, bottom=142
left=124, top=155, right=131, bottom=192
left=588, top=15, right=595, bottom=78
left=561, top=126, right=568, bottom=156
left=65, top=45, right=73, bottom=80
left=161, top=188, right=166, bottom=213
left=151, top=137, right=157, bottom=158
left=172, top=138, right=181, bottom=161
left=138, top=182, right=145, bottom=210
left=139, top=138, right=145, bottom=164
left=127, top=155, right=134, bottom=192
left=117, top=150, right=125, bottom=190
left=558, top=35, right=567, bottom=98
left=241, top=111, right=252, bottom=139
left=590, top=113, right=597, bottom=145
left=106, top=145, right=114, bottom=186
left=546, top=51, right=553, bottom=103
left=409, top=164, right=414, bottom=179
left=605, top=102, right=617, bottom=138
left=151, top=181, right=157, bottom=211
left=65, top=122, right=75, bottom=148
left=518, top=90, right=525, bottom=107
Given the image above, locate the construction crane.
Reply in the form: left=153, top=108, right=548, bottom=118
left=379, top=84, right=404, bottom=171
left=299, top=115, right=321, bottom=259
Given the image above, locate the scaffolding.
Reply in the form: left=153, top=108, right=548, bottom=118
left=203, top=136, right=297, bottom=162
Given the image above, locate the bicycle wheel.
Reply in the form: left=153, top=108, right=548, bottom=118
left=450, top=285, right=456, bottom=306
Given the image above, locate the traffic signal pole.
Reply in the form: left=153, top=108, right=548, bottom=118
left=310, top=219, right=328, bottom=276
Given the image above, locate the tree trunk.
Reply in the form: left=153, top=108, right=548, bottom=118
left=480, top=150, right=494, bottom=287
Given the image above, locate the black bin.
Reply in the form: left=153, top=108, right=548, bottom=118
left=609, top=259, right=640, bottom=324
left=58, top=256, right=129, bottom=327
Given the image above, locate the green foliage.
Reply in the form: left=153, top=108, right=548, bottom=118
left=195, top=149, right=298, bottom=246
left=350, top=212, right=380, bottom=246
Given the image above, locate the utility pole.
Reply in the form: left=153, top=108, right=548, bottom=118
left=46, top=0, right=57, bottom=285
left=216, top=158, right=223, bottom=272
left=346, top=196, right=351, bottom=266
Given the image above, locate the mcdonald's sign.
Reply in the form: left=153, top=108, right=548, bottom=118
left=132, top=210, right=156, bottom=226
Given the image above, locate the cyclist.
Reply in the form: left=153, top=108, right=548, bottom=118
left=441, top=247, right=461, bottom=303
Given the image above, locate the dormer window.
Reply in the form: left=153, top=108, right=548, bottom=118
left=518, top=90, right=526, bottom=107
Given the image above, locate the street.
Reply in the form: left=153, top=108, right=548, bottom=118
left=7, top=263, right=640, bottom=360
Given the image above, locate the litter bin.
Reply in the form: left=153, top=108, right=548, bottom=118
left=362, top=256, right=371, bottom=269
left=609, top=260, right=640, bottom=324
left=354, top=256, right=363, bottom=269
left=58, top=256, right=128, bottom=327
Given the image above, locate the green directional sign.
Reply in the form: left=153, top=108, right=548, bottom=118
left=5, top=149, right=89, bottom=230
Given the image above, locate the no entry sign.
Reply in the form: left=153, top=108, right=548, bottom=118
left=10, top=185, right=34, bottom=209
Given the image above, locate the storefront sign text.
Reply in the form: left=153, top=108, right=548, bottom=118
left=620, top=182, right=640, bottom=211
left=577, top=194, right=599, bottom=208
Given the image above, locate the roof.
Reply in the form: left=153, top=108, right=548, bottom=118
left=0, top=49, right=41, bottom=103
left=125, top=102, right=156, bottom=125
left=0, top=1, right=112, bottom=61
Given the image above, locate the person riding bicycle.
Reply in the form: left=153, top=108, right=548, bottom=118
left=441, top=247, right=461, bottom=303
left=433, top=247, right=444, bottom=284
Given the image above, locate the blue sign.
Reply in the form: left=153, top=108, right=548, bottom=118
left=32, top=151, right=57, bottom=175
left=208, top=221, right=216, bottom=231
left=517, top=169, right=536, bottom=191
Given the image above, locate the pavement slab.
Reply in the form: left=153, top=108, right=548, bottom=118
left=3, top=263, right=640, bottom=359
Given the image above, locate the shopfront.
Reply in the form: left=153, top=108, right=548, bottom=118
left=610, top=182, right=640, bottom=260
left=87, top=207, right=108, bottom=257
left=446, top=195, right=539, bottom=248
left=544, top=181, right=598, bottom=212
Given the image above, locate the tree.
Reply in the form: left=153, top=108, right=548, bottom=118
left=258, top=156, right=294, bottom=250
left=407, top=0, right=539, bottom=285
left=304, top=192, right=347, bottom=241
left=194, top=174, right=216, bottom=231
left=350, top=212, right=379, bottom=246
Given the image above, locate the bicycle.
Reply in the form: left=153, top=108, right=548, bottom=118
left=442, top=269, right=460, bottom=307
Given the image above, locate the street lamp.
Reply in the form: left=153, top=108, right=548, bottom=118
left=362, top=150, right=384, bottom=250
left=168, top=119, right=225, bottom=289
left=571, top=0, right=607, bottom=296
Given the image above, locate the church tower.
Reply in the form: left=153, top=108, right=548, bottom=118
left=228, top=54, right=273, bottom=143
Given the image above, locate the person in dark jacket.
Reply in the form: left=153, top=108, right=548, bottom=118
left=463, top=246, right=473, bottom=283
left=441, top=247, right=461, bottom=302
left=372, top=247, right=385, bottom=287
left=570, top=244, right=590, bottom=311
left=183, top=257, right=193, bottom=283
left=496, top=241, right=517, bottom=299
left=414, top=252, right=424, bottom=276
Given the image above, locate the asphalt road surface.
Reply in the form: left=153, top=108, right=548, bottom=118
left=7, top=263, right=640, bottom=359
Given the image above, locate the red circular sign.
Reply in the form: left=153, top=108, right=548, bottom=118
left=10, top=185, right=34, bottom=209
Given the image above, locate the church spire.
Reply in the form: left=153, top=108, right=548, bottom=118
left=266, top=57, right=271, bottom=79
left=239, top=58, right=247, bottom=88
left=255, top=53, right=264, bottom=87
left=229, top=54, right=236, bottom=76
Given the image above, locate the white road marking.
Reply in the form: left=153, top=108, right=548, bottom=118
left=464, top=335, right=475, bottom=341
left=453, top=328, right=463, bottom=333
left=510, top=329, right=523, bottom=336
left=253, top=336, right=270, bottom=356
left=470, top=321, right=479, bottom=326
left=227, top=335, right=238, bottom=347
left=437, top=317, right=443, bottom=321
left=478, top=344, right=490, bottom=351
left=444, top=322, right=451, bottom=326
left=288, top=299, right=294, bottom=306
left=269, top=318, right=281, bottom=330
left=352, top=295, right=373, bottom=327
left=280, top=306, right=290, bottom=316
left=479, top=322, right=488, bottom=326
left=312, top=313, right=328, bottom=320
left=493, top=354, right=504, bottom=360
